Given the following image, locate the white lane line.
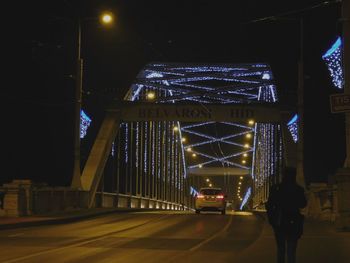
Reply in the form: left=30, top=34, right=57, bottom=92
left=2, top=214, right=171, bottom=263
left=189, top=215, right=233, bottom=252
left=8, top=233, right=24, bottom=237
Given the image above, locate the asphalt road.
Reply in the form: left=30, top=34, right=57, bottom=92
left=0, top=211, right=264, bottom=263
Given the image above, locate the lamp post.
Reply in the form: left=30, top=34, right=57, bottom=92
left=71, top=12, right=114, bottom=189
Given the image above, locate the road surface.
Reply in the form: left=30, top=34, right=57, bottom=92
left=0, top=210, right=263, bottom=263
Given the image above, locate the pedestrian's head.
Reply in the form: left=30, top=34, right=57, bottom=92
left=282, top=166, right=297, bottom=184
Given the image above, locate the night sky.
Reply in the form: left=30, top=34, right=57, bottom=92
left=3, top=0, right=345, bottom=186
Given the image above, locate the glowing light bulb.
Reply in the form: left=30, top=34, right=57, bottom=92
left=248, top=120, right=255, bottom=125
left=146, top=91, right=156, bottom=100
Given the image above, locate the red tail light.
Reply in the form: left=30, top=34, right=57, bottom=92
left=196, top=194, right=204, bottom=199
left=216, top=195, right=224, bottom=199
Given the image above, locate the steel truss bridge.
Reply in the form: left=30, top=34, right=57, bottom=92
left=75, top=63, right=297, bottom=210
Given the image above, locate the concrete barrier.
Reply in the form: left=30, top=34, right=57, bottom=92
left=0, top=180, right=192, bottom=216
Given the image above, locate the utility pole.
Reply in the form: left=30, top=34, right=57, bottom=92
left=336, top=0, right=350, bottom=230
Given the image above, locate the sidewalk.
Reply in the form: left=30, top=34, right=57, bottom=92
left=0, top=207, right=155, bottom=230
left=237, top=214, right=350, bottom=263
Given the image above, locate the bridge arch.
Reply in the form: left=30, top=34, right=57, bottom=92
left=77, top=62, right=296, bottom=209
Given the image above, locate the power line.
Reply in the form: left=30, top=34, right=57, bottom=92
left=242, top=0, right=341, bottom=25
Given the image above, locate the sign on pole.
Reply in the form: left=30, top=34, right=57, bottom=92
left=330, top=93, right=350, bottom=113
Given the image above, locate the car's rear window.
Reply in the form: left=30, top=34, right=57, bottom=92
left=200, top=189, right=222, bottom=195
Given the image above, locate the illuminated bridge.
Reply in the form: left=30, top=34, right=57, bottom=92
left=76, top=62, right=297, bottom=210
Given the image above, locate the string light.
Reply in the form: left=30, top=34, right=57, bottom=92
left=322, top=37, right=343, bottom=89
left=80, top=110, right=91, bottom=139
left=119, top=63, right=281, bottom=208
left=240, top=187, right=252, bottom=210
left=287, top=114, right=298, bottom=143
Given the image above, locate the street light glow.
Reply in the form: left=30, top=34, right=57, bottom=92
left=248, top=120, right=255, bottom=125
left=101, top=12, right=114, bottom=24
left=146, top=91, right=156, bottom=100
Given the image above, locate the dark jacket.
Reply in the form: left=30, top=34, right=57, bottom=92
left=266, top=182, right=307, bottom=238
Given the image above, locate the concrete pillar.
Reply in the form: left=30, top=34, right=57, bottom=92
left=335, top=168, right=350, bottom=230
left=3, top=180, right=32, bottom=217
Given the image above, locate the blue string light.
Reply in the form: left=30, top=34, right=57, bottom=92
left=80, top=110, right=91, bottom=139
left=287, top=114, right=298, bottom=143
left=322, top=37, right=343, bottom=89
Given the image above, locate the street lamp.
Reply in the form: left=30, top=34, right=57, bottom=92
left=71, top=11, right=115, bottom=189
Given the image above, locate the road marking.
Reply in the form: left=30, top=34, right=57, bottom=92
left=189, top=215, right=233, bottom=251
left=8, top=233, right=24, bottom=237
left=2, top=214, right=171, bottom=263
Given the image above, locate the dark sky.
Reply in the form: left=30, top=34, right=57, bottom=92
left=3, top=0, right=345, bottom=186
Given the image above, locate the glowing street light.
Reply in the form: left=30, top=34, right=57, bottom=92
left=181, top=137, right=186, bottom=143
left=146, top=91, right=156, bottom=100
left=206, top=178, right=210, bottom=182
left=209, top=183, right=213, bottom=187
left=100, top=12, right=114, bottom=24
left=243, top=153, right=248, bottom=157
left=173, top=126, right=179, bottom=132
left=186, top=147, right=192, bottom=152
left=244, top=143, right=250, bottom=149
left=248, top=119, right=255, bottom=125
left=246, top=133, right=252, bottom=139
left=192, top=153, right=197, bottom=157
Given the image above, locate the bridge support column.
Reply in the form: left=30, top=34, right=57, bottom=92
left=80, top=111, right=121, bottom=208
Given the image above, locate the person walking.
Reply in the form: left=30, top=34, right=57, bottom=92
left=266, top=167, right=307, bottom=263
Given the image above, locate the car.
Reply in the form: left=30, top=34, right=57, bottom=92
left=195, top=187, right=227, bottom=215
